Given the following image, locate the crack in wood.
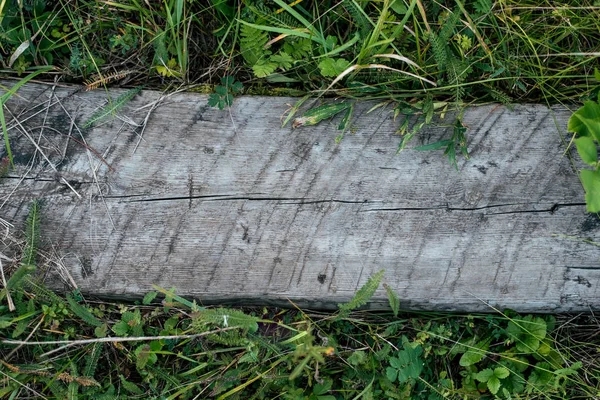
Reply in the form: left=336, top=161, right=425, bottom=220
left=485, top=203, right=585, bottom=215
left=363, top=202, right=586, bottom=214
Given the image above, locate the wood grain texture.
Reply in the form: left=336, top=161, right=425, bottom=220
left=1, top=81, right=598, bottom=312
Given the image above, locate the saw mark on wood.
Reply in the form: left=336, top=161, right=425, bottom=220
left=294, top=201, right=332, bottom=285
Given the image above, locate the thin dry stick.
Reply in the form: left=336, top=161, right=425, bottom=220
left=0, top=155, right=35, bottom=210
left=0, top=156, right=36, bottom=210
left=29, top=125, right=115, bottom=172
left=415, top=0, right=431, bottom=33
left=38, top=84, right=55, bottom=147
left=4, top=98, right=60, bottom=136
left=3, top=105, right=82, bottom=198
left=0, top=369, right=48, bottom=400
left=0, top=252, right=15, bottom=261
left=51, top=94, right=116, bottom=229
left=133, top=97, right=163, bottom=154
left=50, top=251, right=79, bottom=290
left=3, top=326, right=239, bottom=347
left=5, top=316, right=44, bottom=360
left=4, top=327, right=241, bottom=359
left=0, top=256, right=15, bottom=312
left=0, top=217, right=13, bottom=238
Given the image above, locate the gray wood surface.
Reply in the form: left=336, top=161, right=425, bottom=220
left=1, top=81, right=598, bottom=312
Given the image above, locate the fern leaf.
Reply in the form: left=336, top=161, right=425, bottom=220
left=429, top=31, right=447, bottom=72
left=240, top=23, right=270, bottom=66
left=22, top=277, right=65, bottom=305
left=488, top=87, right=513, bottom=109
left=474, top=0, right=493, bottom=17
left=192, top=307, right=260, bottom=333
left=439, top=10, right=459, bottom=43
left=447, top=56, right=468, bottom=102
left=384, top=283, right=400, bottom=317
left=282, top=38, right=312, bottom=60
left=84, top=70, right=134, bottom=91
left=82, top=86, right=143, bottom=129
left=338, top=270, right=385, bottom=315
left=22, top=200, right=39, bottom=267
left=206, top=331, right=250, bottom=346
left=343, top=0, right=371, bottom=39
left=252, top=59, right=278, bottom=78
left=66, top=293, right=102, bottom=327
left=84, top=343, right=102, bottom=378
left=4, top=265, right=35, bottom=292
left=248, top=3, right=300, bottom=30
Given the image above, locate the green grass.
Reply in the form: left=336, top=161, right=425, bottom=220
left=1, top=1, right=600, bottom=398
left=1, top=271, right=599, bottom=399
left=1, top=0, right=598, bottom=104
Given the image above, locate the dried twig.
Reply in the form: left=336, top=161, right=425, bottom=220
left=3, top=327, right=240, bottom=359
left=0, top=369, right=48, bottom=400
left=51, top=94, right=116, bottom=229
left=0, top=256, right=15, bottom=312
left=3, top=105, right=82, bottom=199
left=5, top=316, right=44, bottom=360
left=3, top=327, right=239, bottom=347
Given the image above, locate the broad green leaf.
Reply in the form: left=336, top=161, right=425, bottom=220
left=231, top=81, right=243, bottom=93
left=494, top=367, right=510, bottom=379
left=390, top=343, right=423, bottom=383
left=384, top=283, right=400, bottom=317
left=475, top=368, right=494, bottom=382
left=459, top=338, right=490, bottom=366
left=208, top=93, right=223, bottom=109
left=142, top=291, right=158, bottom=305
left=575, top=136, right=598, bottom=165
left=221, top=76, right=235, bottom=87
left=338, top=103, right=354, bottom=132
left=386, top=366, right=398, bottom=382
left=94, top=323, right=108, bottom=338
left=135, top=344, right=151, bottom=369
left=270, top=52, right=294, bottom=70
left=507, top=316, right=547, bottom=353
left=595, top=68, right=600, bottom=82
left=487, top=375, right=501, bottom=395
left=347, top=350, right=367, bottom=366
left=119, top=375, right=144, bottom=395
left=318, top=58, right=351, bottom=78
left=215, top=85, right=228, bottom=95
left=390, top=0, right=408, bottom=14
left=313, top=380, right=332, bottom=396
left=252, top=59, right=278, bottom=78
left=568, top=100, right=600, bottom=141
left=580, top=169, right=600, bottom=212
left=293, top=102, right=351, bottom=128
left=112, top=320, right=129, bottom=336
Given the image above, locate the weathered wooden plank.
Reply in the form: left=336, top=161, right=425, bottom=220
left=0, top=81, right=598, bottom=312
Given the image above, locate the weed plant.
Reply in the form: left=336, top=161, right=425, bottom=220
left=1, top=219, right=599, bottom=399
left=1, top=263, right=598, bottom=399
left=1, top=3, right=600, bottom=398
left=1, top=1, right=598, bottom=104
left=2, top=0, right=599, bottom=168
